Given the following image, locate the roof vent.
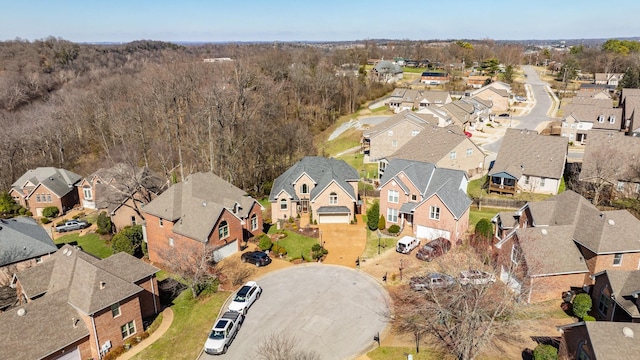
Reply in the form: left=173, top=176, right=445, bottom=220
left=66, top=250, right=72, bottom=256
left=62, top=248, right=68, bottom=255
left=100, top=281, right=106, bottom=290
left=623, top=327, right=634, bottom=338
left=608, top=219, right=615, bottom=226
left=17, top=308, right=26, bottom=316
left=541, top=229, right=548, bottom=235
left=202, top=201, right=207, bottom=207
left=599, top=213, right=605, bottom=219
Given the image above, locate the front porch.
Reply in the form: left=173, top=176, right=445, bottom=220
left=488, top=174, right=519, bottom=195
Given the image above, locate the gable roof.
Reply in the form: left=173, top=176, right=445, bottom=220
left=379, top=159, right=471, bottom=218
left=517, top=225, right=589, bottom=276
left=269, top=157, right=358, bottom=203
left=387, top=125, right=483, bottom=166
left=11, top=167, right=82, bottom=198
left=0, top=217, right=57, bottom=267
left=373, top=60, right=402, bottom=75
left=584, top=321, right=640, bottom=359
left=562, top=104, right=622, bottom=131
left=143, top=172, right=259, bottom=242
left=489, top=128, right=568, bottom=179
left=580, top=131, right=640, bottom=183
left=363, top=110, right=437, bottom=138
left=598, top=270, right=640, bottom=317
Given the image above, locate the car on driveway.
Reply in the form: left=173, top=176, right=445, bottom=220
left=416, top=237, right=451, bottom=261
left=498, top=113, right=510, bottom=117
left=459, top=270, right=496, bottom=285
left=241, top=251, right=272, bottom=267
left=410, top=272, right=455, bottom=291
left=229, top=281, right=262, bottom=314
left=515, top=96, right=526, bottom=102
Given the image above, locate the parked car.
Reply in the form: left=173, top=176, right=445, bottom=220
left=498, top=113, right=510, bottom=117
left=203, top=311, right=244, bottom=355
left=396, top=236, right=420, bottom=254
left=416, top=238, right=451, bottom=261
left=228, top=281, right=262, bottom=314
left=515, top=96, right=527, bottom=102
left=459, top=270, right=496, bottom=285
left=55, top=220, right=90, bottom=233
left=241, top=251, right=272, bottom=267
left=410, top=272, right=455, bottom=291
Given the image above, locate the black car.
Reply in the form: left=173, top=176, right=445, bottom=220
left=241, top=251, right=272, bottom=267
left=498, top=113, right=510, bottom=117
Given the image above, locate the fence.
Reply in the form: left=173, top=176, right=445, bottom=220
left=473, top=197, right=526, bottom=210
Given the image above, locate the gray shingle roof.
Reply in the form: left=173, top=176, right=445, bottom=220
left=580, top=131, right=640, bottom=183
left=373, top=60, right=402, bottom=74
left=489, top=128, right=568, bottom=179
left=269, top=157, right=358, bottom=203
left=11, top=167, right=82, bottom=198
left=0, top=217, right=57, bottom=267
left=517, top=225, right=589, bottom=276
left=584, top=321, right=640, bottom=359
left=143, top=172, right=260, bottom=242
left=363, top=110, right=437, bottom=139
left=379, top=159, right=471, bottom=218
left=600, top=270, right=640, bottom=317
left=316, top=206, right=351, bottom=214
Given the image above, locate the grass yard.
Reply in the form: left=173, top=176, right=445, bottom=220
left=54, top=232, right=112, bottom=258
left=336, top=153, right=378, bottom=179
left=267, top=228, right=319, bottom=261
left=361, top=215, right=394, bottom=259
left=367, top=346, right=453, bottom=360
left=469, top=207, right=507, bottom=231
left=131, top=290, right=230, bottom=360
left=321, top=127, right=362, bottom=156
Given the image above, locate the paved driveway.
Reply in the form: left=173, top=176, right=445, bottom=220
left=200, top=265, right=389, bottom=360
left=319, top=217, right=367, bottom=268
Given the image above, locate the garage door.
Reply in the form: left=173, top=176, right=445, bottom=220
left=55, top=347, right=80, bottom=360
left=318, top=214, right=349, bottom=224
left=213, top=240, right=238, bottom=262
left=416, top=226, right=450, bottom=240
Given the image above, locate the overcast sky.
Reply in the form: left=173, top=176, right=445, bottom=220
left=3, top=0, right=640, bottom=43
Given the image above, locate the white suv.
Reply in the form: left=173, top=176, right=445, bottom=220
left=228, top=281, right=262, bottom=314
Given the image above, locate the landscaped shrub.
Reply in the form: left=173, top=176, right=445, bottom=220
left=278, top=246, right=287, bottom=256
left=258, top=235, right=273, bottom=251
left=474, top=218, right=493, bottom=239
left=0, top=191, right=21, bottom=217
left=102, top=345, right=125, bottom=360
left=96, top=211, right=112, bottom=235
left=572, top=293, right=592, bottom=319
left=533, top=344, right=558, bottom=360
left=72, top=212, right=85, bottom=220
left=42, top=206, right=59, bottom=218
left=378, top=215, right=386, bottom=231
left=271, top=243, right=281, bottom=254
left=56, top=219, right=68, bottom=227
left=366, top=201, right=379, bottom=230
left=583, top=315, right=596, bottom=321
left=311, top=243, right=328, bottom=261
left=40, top=217, right=51, bottom=224
left=388, top=224, right=400, bottom=234
left=112, top=233, right=135, bottom=255
left=18, top=207, right=27, bottom=215
left=288, top=216, right=294, bottom=223
left=141, top=241, right=148, bottom=257
left=111, top=225, right=144, bottom=257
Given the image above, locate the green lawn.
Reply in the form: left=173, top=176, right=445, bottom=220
left=336, top=153, right=378, bottom=179
left=361, top=215, right=394, bottom=259
left=468, top=207, right=507, bottom=231
left=321, top=127, right=362, bottom=156
left=54, top=233, right=113, bottom=258
left=267, top=228, right=319, bottom=261
left=132, top=291, right=230, bottom=360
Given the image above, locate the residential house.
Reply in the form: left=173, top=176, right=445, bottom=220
left=493, top=190, right=640, bottom=303
left=362, top=110, right=439, bottom=161
left=620, top=88, right=640, bottom=136
left=371, top=60, right=403, bottom=83
left=269, top=156, right=359, bottom=224
left=379, top=125, right=485, bottom=179
left=0, top=244, right=159, bottom=360
left=594, top=72, right=624, bottom=87
left=0, top=217, right=57, bottom=287
left=9, top=167, right=82, bottom=216
left=467, top=75, right=492, bottom=89
left=469, top=82, right=512, bottom=113
left=558, top=321, right=640, bottom=360
left=77, top=163, right=168, bottom=231
left=440, top=98, right=492, bottom=130
left=488, top=128, right=568, bottom=195
left=142, top=172, right=264, bottom=266
left=420, top=71, right=450, bottom=85
left=387, top=89, right=451, bottom=113
left=560, top=103, right=622, bottom=144
left=414, top=106, right=453, bottom=127
left=580, top=131, right=640, bottom=198
left=591, top=270, right=640, bottom=322
left=378, top=159, right=471, bottom=242
left=574, top=89, right=611, bottom=100
left=417, top=90, right=452, bottom=108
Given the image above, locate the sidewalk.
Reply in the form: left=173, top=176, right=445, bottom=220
left=118, top=307, right=174, bottom=360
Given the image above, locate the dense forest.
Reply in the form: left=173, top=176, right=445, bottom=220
left=1, top=37, right=635, bottom=197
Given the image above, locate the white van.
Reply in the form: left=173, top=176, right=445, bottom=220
left=396, top=236, right=420, bottom=254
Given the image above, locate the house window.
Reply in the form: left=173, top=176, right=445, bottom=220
left=169, top=238, right=174, bottom=247
left=251, top=214, right=258, bottom=231
left=36, top=194, right=41, bottom=203
left=598, top=115, right=604, bottom=123
left=388, top=190, right=399, bottom=204
left=466, top=148, right=473, bottom=157
left=571, top=123, right=576, bottom=129
left=387, top=208, right=398, bottom=223
left=524, top=176, right=529, bottom=185
left=388, top=130, right=394, bottom=136
left=111, top=303, right=121, bottom=318
left=412, top=130, right=420, bottom=136
left=279, top=199, right=287, bottom=210
left=392, top=140, right=398, bottom=147
left=598, top=291, right=611, bottom=315
left=121, top=320, right=136, bottom=339
left=411, top=194, right=417, bottom=201
left=35, top=257, right=42, bottom=264
left=450, top=151, right=457, bottom=159
left=613, top=253, right=623, bottom=266
left=300, top=184, right=308, bottom=194
left=83, top=186, right=92, bottom=200
left=219, top=221, right=229, bottom=239
left=617, top=181, right=624, bottom=191
left=429, top=206, right=440, bottom=220
left=511, top=244, right=521, bottom=265
left=159, top=218, right=164, bottom=227
left=329, top=192, right=338, bottom=205
left=131, top=216, right=136, bottom=226
left=562, top=123, right=568, bottom=128
left=577, top=341, right=591, bottom=360
left=610, top=115, right=616, bottom=124
left=540, top=178, right=546, bottom=187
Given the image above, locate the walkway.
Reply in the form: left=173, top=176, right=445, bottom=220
left=118, top=307, right=174, bottom=360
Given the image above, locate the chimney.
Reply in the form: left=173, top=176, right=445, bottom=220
left=100, top=281, right=106, bottom=290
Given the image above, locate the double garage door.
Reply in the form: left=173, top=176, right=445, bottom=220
left=55, top=347, right=80, bottom=360
left=416, top=226, right=451, bottom=241
left=318, top=214, right=350, bottom=224
left=213, top=240, right=238, bottom=262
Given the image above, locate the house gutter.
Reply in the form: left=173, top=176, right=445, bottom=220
left=150, top=274, right=158, bottom=315
left=91, top=315, right=101, bottom=359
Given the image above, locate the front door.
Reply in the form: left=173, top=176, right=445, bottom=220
left=301, top=199, right=309, bottom=213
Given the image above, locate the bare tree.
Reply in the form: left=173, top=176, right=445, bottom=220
left=254, top=332, right=320, bottom=360
left=158, top=243, right=217, bottom=298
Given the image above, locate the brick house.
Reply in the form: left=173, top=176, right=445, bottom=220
left=142, top=172, right=264, bottom=266
left=0, top=217, right=57, bottom=287
left=493, top=190, right=640, bottom=303
left=420, top=71, right=450, bottom=85
left=0, top=244, right=159, bottom=360
left=469, top=82, right=512, bottom=112
left=591, top=270, right=640, bottom=322
left=558, top=321, right=640, bottom=360
left=378, top=159, right=471, bottom=242
left=362, top=110, right=439, bottom=161
left=77, top=163, right=168, bottom=231
left=379, top=124, right=485, bottom=180
left=9, top=167, right=82, bottom=216
left=269, top=157, right=359, bottom=225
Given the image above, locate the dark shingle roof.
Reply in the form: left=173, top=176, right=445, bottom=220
left=269, top=157, right=358, bottom=203
left=11, top=167, right=82, bottom=198
left=363, top=110, right=437, bottom=139
left=580, top=131, right=640, bottom=183
left=489, top=128, right=567, bottom=179
left=0, top=217, right=57, bottom=267
left=517, top=226, right=589, bottom=276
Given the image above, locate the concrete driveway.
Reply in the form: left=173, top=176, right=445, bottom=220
left=200, top=265, right=389, bottom=360
left=319, top=217, right=367, bottom=268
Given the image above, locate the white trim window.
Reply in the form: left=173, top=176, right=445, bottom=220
left=449, top=151, right=456, bottom=159
left=329, top=192, right=338, bottom=205
left=279, top=199, right=287, bottom=210
left=511, top=244, right=521, bottom=265
left=83, top=186, right=92, bottom=200
left=613, top=253, right=623, bottom=266
left=429, top=206, right=440, bottom=220
left=111, top=303, right=121, bottom=318
left=388, top=190, right=399, bottom=204
left=121, top=320, right=136, bottom=339
left=540, top=178, right=546, bottom=187
left=617, top=181, right=625, bottom=191
left=466, top=148, right=473, bottom=157
left=219, top=221, right=229, bottom=239
left=387, top=208, right=398, bottom=223
left=251, top=214, right=258, bottom=231
left=300, top=184, right=309, bottom=194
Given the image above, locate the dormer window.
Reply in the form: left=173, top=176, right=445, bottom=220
left=598, top=115, right=605, bottom=123
left=300, top=184, right=308, bottom=194
left=609, top=115, right=616, bottom=124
